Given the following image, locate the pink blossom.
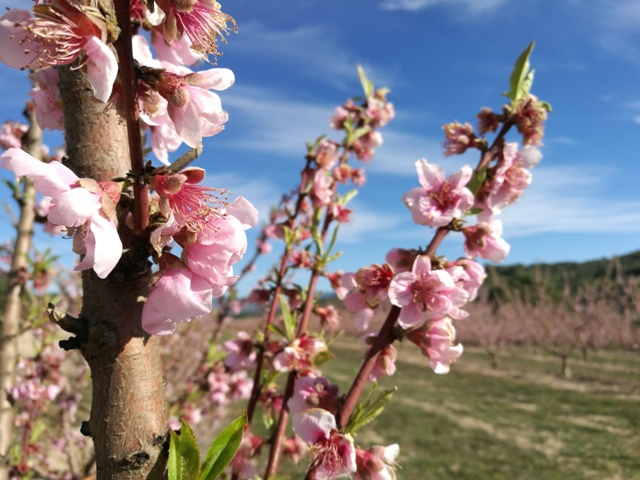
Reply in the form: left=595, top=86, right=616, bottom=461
left=403, top=159, right=474, bottom=227
left=355, top=444, right=400, bottom=480
left=477, top=143, right=540, bottom=220
left=283, top=435, right=308, bottom=465
left=155, top=0, right=235, bottom=57
left=385, top=248, right=418, bottom=274
left=29, top=69, right=65, bottom=131
left=228, top=371, right=253, bottom=400
left=407, top=318, right=464, bottom=374
left=312, top=139, right=340, bottom=169
left=315, top=305, right=341, bottom=333
left=0, top=121, right=27, bottom=150
left=368, top=344, right=397, bottom=382
left=141, top=257, right=213, bottom=335
left=207, top=367, right=231, bottom=408
left=272, top=334, right=327, bottom=372
left=288, top=376, right=340, bottom=416
left=1, top=148, right=122, bottom=278
left=0, top=6, right=117, bottom=102
left=152, top=69, right=234, bottom=148
left=447, top=258, right=486, bottom=302
left=310, top=168, right=333, bottom=209
left=223, top=331, right=256, bottom=371
left=463, top=219, right=510, bottom=263
left=388, top=255, right=467, bottom=328
left=180, top=196, right=258, bottom=297
left=152, top=30, right=202, bottom=67
left=442, top=121, right=477, bottom=156
left=291, top=409, right=357, bottom=479
left=353, top=130, right=382, bottom=162
left=342, top=263, right=394, bottom=330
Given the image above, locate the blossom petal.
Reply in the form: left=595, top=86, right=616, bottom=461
left=291, top=408, right=335, bottom=445
left=83, top=36, right=118, bottom=103
left=1, top=148, right=77, bottom=196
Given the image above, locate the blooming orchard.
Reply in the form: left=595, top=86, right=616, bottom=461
left=0, top=1, right=550, bottom=479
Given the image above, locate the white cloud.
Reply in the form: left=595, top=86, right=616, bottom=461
left=228, top=23, right=398, bottom=90
left=380, top=0, right=510, bottom=13
left=337, top=200, right=405, bottom=244
left=220, top=85, right=336, bottom=158
left=501, top=165, right=640, bottom=237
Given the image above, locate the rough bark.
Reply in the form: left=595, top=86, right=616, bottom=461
left=0, top=114, right=41, bottom=480
left=58, top=62, right=168, bottom=479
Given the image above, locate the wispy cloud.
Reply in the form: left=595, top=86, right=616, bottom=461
left=219, top=85, right=336, bottom=159
left=228, top=22, right=398, bottom=90
left=501, top=165, right=640, bottom=237
left=588, top=1, right=640, bottom=63
left=337, top=200, right=405, bottom=244
left=379, top=0, right=510, bottom=13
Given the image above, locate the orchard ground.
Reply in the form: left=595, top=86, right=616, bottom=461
left=220, top=318, right=640, bottom=480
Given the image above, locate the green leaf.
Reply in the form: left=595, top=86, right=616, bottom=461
left=267, top=323, right=287, bottom=339
left=313, top=349, right=335, bottom=366
left=168, top=419, right=201, bottom=480
left=338, top=189, right=358, bottom=206
left=466, top=167, right=487, bottom=196
left=345, top=386, right=397, bottom=434
left=464, top=207, right=484, bottom=217
left=200, top=413, right=248, bottom=480
left=357, top=64, right=374, bottom=98
left=539, top=100, right=552, bottom=112
left=279, top=294, right=297, bottom=342
left=508, top=42, right=535, bottom=104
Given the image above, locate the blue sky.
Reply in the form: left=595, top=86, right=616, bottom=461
left=1, top=0, right=640, bottom=293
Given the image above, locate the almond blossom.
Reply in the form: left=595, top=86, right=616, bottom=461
left=463, top=219, right=510, bottom=263
left=355, top=444, right=400, bottom=480
left=291, top=408, right=357, bottom=480
left=141, top=255, right=213, bottom=335
left=406, top=318, right=464, bottom=374
left=1, top=148, right=122, bottom=278
left=388, top=255, right=468, bottom=328
left=403, top=159, right=474, bottom=227
left=0, top=4, right=117, bottom=102
left=223, top=331, right=256, bottom=372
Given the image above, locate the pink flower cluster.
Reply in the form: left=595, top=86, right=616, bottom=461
left=143, top=168, right=258, bottom=335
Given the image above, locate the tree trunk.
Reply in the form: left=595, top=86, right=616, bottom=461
left=58, top=60, right=168, bottom=479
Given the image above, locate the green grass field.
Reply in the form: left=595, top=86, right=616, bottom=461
left=268, top=340, right=640, bottom=480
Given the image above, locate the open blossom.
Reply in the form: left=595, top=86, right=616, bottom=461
left=403, top=159, right=474, bottom=227
left=0, top=4, right=117, bottom=102
left=355, top=444, right=400, bottom=480
left=291, top=408, right=357, bottom=480
left=180, top=199, right=257, bottom=297
left=388, top=255, right=468, bottom=328
left=288, top=376, right=340, bottom=416
left=407, top=318, right=464, bottom=374
left=463, top=219, right=510, bottom=263
left=223, top=331, right=256, bottom=371
left=141, top=255, right=213, bottom=335
left=1, top=148, right=122, bottom=278
left=29, top=69, right=65, bottom=130
left=342, top=263, right=394, bottom=330
left=315, top=305, right=341, bottom=333
left=155, top=0, right=235, bottom=57
left=0, top=121, right=27, bottom=150
left=447, top=258, right=486, bottom=302
left=477, top=143, right=541, bottom=220
left=148, top=69, right=234, bottom=148
left=272, top=334, right=328, bottom=372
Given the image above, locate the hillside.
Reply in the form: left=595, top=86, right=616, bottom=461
left=485, top=249, right=640, bottom=293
